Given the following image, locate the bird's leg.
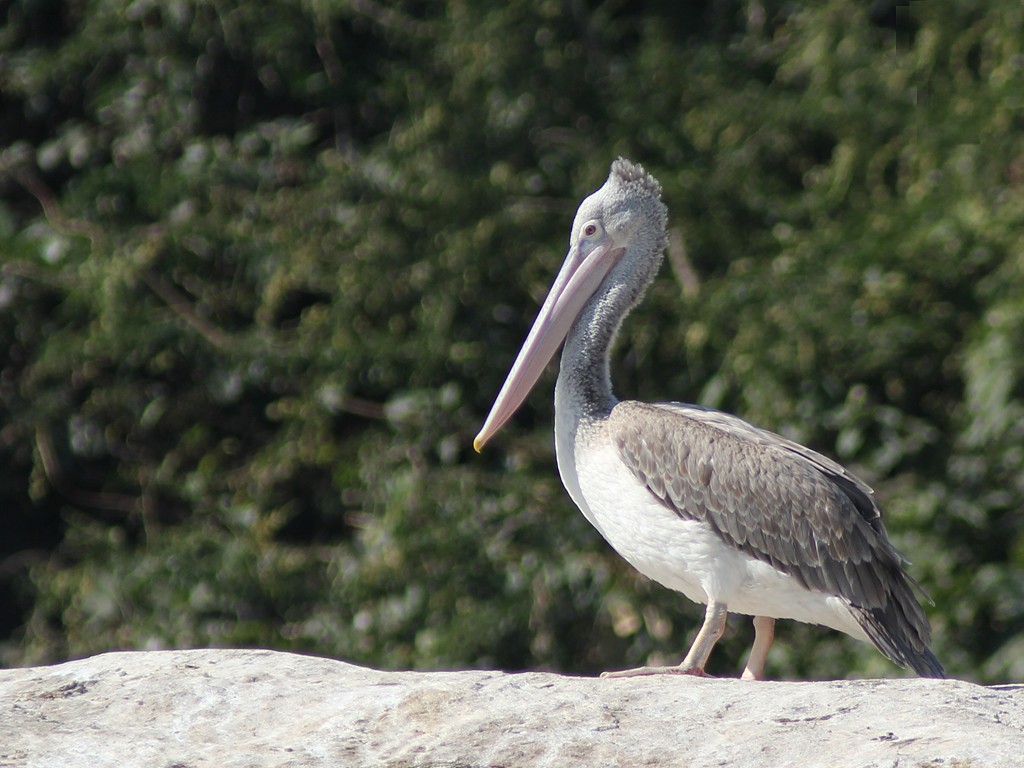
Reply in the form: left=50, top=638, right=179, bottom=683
left=601, top=601, right=728, bottom=679
left=740, top=615, right=775, bottom=681
left=678, top=600, right=728, bottom=673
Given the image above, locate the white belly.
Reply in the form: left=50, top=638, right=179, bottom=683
left=557, top=434, right=867, bottom=641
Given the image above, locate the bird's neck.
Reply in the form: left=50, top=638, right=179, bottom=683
left=555, top=274, right=639, bottom=420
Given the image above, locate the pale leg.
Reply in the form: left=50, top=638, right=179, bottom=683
left=741, top=615, right=775, bottom=681
left=602, top=601, right=728, bottom=679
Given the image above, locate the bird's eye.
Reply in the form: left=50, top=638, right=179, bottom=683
left=582, top=222, right=599, bottom=237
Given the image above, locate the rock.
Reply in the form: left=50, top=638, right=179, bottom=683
left=1, top=648, right=1022, bottom=767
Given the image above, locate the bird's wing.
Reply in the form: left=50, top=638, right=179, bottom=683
left=658, top=401, right=884, bottom=524
left=608, top=400, right=909, bottom=611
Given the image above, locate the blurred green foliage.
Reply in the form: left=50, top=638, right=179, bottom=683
left=1, top=0, right=1023, bottom=681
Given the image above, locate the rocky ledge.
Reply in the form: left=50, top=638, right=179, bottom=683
left=2, top=648, right=1022, bottom=767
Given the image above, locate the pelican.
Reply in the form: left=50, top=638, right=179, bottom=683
left=474, top=158, right=943, bottom=679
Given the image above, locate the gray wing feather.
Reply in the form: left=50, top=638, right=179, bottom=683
left=610, top=400, right=943, bottom=677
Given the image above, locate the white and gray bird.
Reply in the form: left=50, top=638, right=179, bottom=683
left=474, top=158, right=943, bottom=679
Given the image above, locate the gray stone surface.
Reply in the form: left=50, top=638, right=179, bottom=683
left=1, top=648, right=1022, bottom=767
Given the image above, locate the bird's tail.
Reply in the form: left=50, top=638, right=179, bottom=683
left=849, top=602, right=946, bottom=678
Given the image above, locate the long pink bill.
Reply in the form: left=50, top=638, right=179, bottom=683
left=474, top=239, right=623, bottom=451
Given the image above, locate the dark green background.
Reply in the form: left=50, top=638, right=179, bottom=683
left=1, top=0, right=1022, bottom=681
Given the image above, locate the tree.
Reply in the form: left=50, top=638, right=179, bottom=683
left=1, top=0, right=1022, bottom=681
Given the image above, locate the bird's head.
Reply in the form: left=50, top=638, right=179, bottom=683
left=568, top=160, right=668, bottom=278
left=474, top=158, right=668, bottom=451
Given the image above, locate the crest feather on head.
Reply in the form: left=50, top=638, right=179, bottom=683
left=609, top=157, right=662, bottom=200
